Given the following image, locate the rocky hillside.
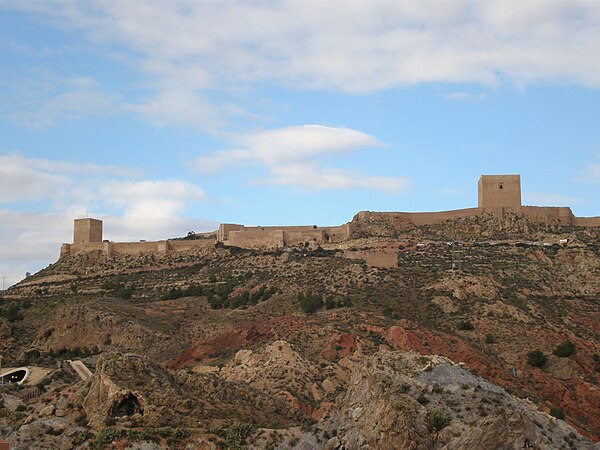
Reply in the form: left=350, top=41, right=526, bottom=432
left=1, top=213, right=599, bottom=449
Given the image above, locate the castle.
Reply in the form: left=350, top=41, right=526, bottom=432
left=60, top=175, right=600, bottom=257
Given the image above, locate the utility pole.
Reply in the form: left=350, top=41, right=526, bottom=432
left=1, top=275, right=5, bottom=291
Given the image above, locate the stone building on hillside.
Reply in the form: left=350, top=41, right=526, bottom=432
left=60, top=174, right=600, bottom=256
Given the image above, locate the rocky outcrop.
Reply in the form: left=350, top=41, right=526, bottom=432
left=82, top=352, right=184, bottom=428
left=37, top=306, right=171, bottom=358
left=220, top=340, right=325, bottom=410
left=330, top=350, right=596, bottom=450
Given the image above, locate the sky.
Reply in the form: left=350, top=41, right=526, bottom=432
left=1, top=0, right=600, bottom=287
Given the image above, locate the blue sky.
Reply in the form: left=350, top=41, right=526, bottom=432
left=1, top=1, right=600, bottom=286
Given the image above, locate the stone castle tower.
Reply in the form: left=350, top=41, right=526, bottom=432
left=478, top=175, right=521, bottom=209
left=73, top=218, right=103, bottom=244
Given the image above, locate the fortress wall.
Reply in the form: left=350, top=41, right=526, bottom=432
left=218, top=224, right=245, bottom=241
left=283, top=229, right=324, bottom=245
left=219, top=223, right=350, bottom=246
left=168, top=239, right=215, bottom=251
left=403, top=208, right=482, bottom=225
left=573, top=216, right=600, bottom=227
left=354, top=208, right=482, bottom=226
left=68, top=242, right=105, bottom=255
left=516, top=206, right=574, bottom=224
left=322, top=224, right=352, bottom=239
left=63, top=239, right=217, bottom=257
left=111, top=241, right=165, bottom=256
left=228, top=229, right=284, bottom=249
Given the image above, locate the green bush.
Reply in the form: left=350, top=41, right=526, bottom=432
left=224, top=421, right=253, bottom=450
left=527, top=350, right=547, bottom=367
left=553, top=340, right=576, bottom=358
left=298, top=293, right=324, bottom=314
left=593, top=353, right=600, bottom=372
left=457, top=320, right=474, bottom=331
left=549, top=407, right=565, bottom=420
left=382, top=307, right=399, bottom=319
left=485, top=334, right=495, bottom=344
left=324, top=298, right=337, bottom=310
left=426, top=410, right=452, bottom=433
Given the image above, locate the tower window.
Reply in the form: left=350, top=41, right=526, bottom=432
left=499, top=184, right=503, bottom=190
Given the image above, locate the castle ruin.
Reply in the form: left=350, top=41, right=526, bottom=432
left=60, top=175, right=600, bottom=257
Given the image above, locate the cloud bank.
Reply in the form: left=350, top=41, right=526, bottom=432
left=0, top=153, right=215, bottom=287
left=4, top=1, right=600, bottom=131
left=11, top=0, right=600, bottom=93
left=196, top=125, right=407, bottom=192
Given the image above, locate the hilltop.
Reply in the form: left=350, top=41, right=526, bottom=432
left=1, top=212, right=599, bottom=449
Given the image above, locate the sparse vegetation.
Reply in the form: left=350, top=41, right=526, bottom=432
left=550, top=407, right=566, bottom=420
left=426, top=410, right=452, bottom=436
left=93, top=427, right=190, bottom=449
left=212, top=421, right=254, bottom=449
left=457, top=320, right=474, bottom=331
left=527, top=350, right=547, bottom=368
left=298, top=292, right=324, bottom=314
left=553, top=340, right=576, bottom=358
left=0, top=301, right=28, bottom=322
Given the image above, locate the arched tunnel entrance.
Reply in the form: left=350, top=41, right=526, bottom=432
left=0, top=369, right=28, bottom=385
left=111, top=393, right=144, bottom=417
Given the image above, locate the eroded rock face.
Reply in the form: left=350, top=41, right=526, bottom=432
left=37, top=305, right=169, bottom=358
left=331, top=350, right=596, bottom=450
left=82, top=352, right=182, bottom=428
left=220, top=340, right=324, bottom=407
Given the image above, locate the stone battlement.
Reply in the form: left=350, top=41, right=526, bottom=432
left=60, top=174, right=600, bottom=257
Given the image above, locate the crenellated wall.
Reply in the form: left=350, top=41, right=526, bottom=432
left=60, top=175, right=600, bottom=257
left=61, top=238, right=215, bottom=257
left=573, top=216, right=600, bottom=227
left=218, top=223, right=352, bottom=249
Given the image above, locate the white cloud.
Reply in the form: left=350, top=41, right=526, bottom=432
left=6, top=1, right=600, bottom=131
left=523, top=192, right=583, bottom=206
left=262, top=163, right=408, bottom=193
left=581, top=162, right=600, bottom=182
left=0, top=153, right=214, bottom=287
left=0, top=152, right=136, bottom=203
left=10, top=0, right=600, bottom=94
left=0, top=156, right=68, bottom=203
left=196, top=124, right=406, bottom=192
left=443, top=92, right=488, bottom=101
left=1, top=74, right=116, bottom=129
left=101, top=179, right=207, bottom=223
left=121, top=90, right=223, bottom=132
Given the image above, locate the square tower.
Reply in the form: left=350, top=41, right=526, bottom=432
left=478, top=175, right=521, bottom=209
left=73, top=218, right=103, bottom=244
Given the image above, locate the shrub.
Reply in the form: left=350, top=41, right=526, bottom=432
left=224, top=421, right=253, bottom=449
left=113, top=284, right=134, bottom=300
left=426, top=410, right=452, bottom=434
left=527, top=350, right=547, bottom=367
left=416, top=394, right=430, bottom=405
left=485, top=334, right=495, bottom=344
left=553, top=340, right=576, bottom=358
left=549, top=407, right=565, bottom=420
left=593, top=354, right=600, bottom=372
left=457, top=320, right=474, bottom=331
left=382, top=307, right=399, bottom=319
left=324, top=298, right=337, bottom=310
left=298, top=293, right=323, bottom=314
